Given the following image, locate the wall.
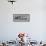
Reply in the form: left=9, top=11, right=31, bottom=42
left=0, top=0, right=46, bottom=41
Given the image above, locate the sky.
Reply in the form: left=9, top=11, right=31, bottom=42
left=0, top=0, right=46, bottom=42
